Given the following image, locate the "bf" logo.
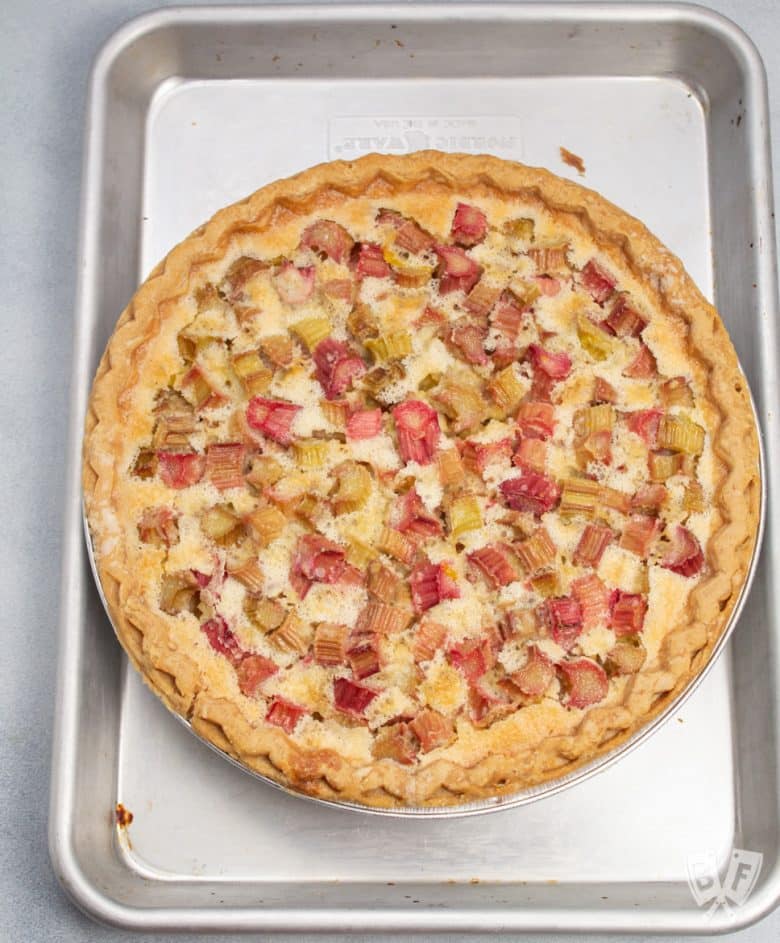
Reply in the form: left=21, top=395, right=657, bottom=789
left=687, top=849, right=763, bottom=917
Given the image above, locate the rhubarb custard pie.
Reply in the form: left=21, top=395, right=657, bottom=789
left=83, top=152, right=760, bottom=808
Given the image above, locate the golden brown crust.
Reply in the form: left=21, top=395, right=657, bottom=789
left=83, top=151, right=760, bottom=807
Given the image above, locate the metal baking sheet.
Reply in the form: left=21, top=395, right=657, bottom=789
left=50, top=2, right=780, bottom=932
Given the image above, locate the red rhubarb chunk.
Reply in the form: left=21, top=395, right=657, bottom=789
left=158, top=451, right=205, bottom=489
left=448, top=637, right=495, bottom=682
left=604, top=295, right=646, bottom=336
left=593, top=377, right=618, bottom=404
left=300, top=219, right=354, bottom=264
left=410, top=561, right=460, bottom=614
left=351, top=242, right=391, bottom=279
left=236, top=654, right=278, bottom=697
left=340, top=563, right=365, bottom=587
left=661, top=525, right=705, bottom=577
left=463, top=282, right=501, bottom=318
left=528, top=344, right=572, bottom=380
left=558, top=658, right=609, bottom=709
left=346, top=408, right=382, bottom=440
left=375, top=207, right=405, bottom=227
left=321, top=278, right=355, bottom=301
left=273, top=262, right=315, bottom=305
left=329, top=356, right=366, bottom=399
left=201, top=616, right=243, bottom=666
left=246, top=397, right=301, bottom=446
left=624, top=344, right=657, bottom=378
left=347, top=637, right=381, bottom=680
left=411, top=710, right=454, bottom=753
left=491, top=292, right=527, bottom=340
left=581, top=260, right=616, bottom=305
left=462, top=437, right=514, bottom=475
left=609, top=591, right=647, bottom=636
left=491, top=344, right=522, bottom=370
left=392, top=399, right=440, bottom=465
left=534, top=275, right=561, bottom=297
left=468, top=682, right=512, bottom=727
left=572, top=523, right=613, bottom=567
left=333, top=677, right=378, bottom=717
left=373, top=722, right=419, bottom=764
left=530, top=366, right=555, bottom=403
left=433, top=245, right=483, bottom=294
left=413, top=620, right=448, bottom=661
left=517, top=401, right=556, bottom=439
left=451, top=202, right=488, bottom=246
left=205, top=442, right=246, bottom=491
left=512, top=645, right=555, bottom=698
left=619, top=515, right=660, bottom=559
left=266, top=697, right=306, bottom=734
left=313, top=338, right=366, bottom=400
left=397, top=489, right=443, bottom=540
left=513, top=437, right=547, bottom=474
left=500, top=473, right=561, bottom=516
left=571, top=575, right=610, bottom=630
left=355, top=602, right=408, bottom=635
left=376, top=208, right=435, bottom=254
left=397, top=220, right=435, bottom=254
left=415, top=305, right=447, bottom=327
left=449, top=318, right=488, bottom=365
left=631, top=483, right=667, bottom=513
left=544, top=596, right=584, bottom=651
left=627, top=408, right=663, bottom=447
left=290, top=534, right=347, bottom=599
left=468, top=543, right=519, bottom=589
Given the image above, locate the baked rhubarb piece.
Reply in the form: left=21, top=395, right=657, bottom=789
left=84, top=151, right=760, bottom=809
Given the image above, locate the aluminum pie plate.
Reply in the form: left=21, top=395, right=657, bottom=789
left=82, top=390, right=765, bottom=818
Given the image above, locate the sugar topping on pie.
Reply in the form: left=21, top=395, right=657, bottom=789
left=83, top=153, right=760, bottom=807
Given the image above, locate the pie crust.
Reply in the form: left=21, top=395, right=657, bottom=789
left=83, top=152, right=761, bottom=808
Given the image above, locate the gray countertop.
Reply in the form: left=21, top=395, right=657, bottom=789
left=2, top=0, right=778, bottom=940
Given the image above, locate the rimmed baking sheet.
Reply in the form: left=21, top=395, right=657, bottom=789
left=51, top=3, right=780, bottom=932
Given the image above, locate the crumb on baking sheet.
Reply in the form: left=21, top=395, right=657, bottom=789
left=560, top=146, right=586, bottom=175
left=115, top=803, right=134, bottom=828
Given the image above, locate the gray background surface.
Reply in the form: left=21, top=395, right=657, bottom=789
left=2, top=0, right=778, bottom=939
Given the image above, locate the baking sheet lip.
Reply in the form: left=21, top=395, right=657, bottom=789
left=48, top=73, right=116, bottom=936
left=90, top=0, right=773, bottom=27
left=51, top=0, right=780, bottom=933
left=29, top=894, right=780, bottom=936
left=48, top=0, right=139, bottom=894
left=89, top=1, right=776, bottom=74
